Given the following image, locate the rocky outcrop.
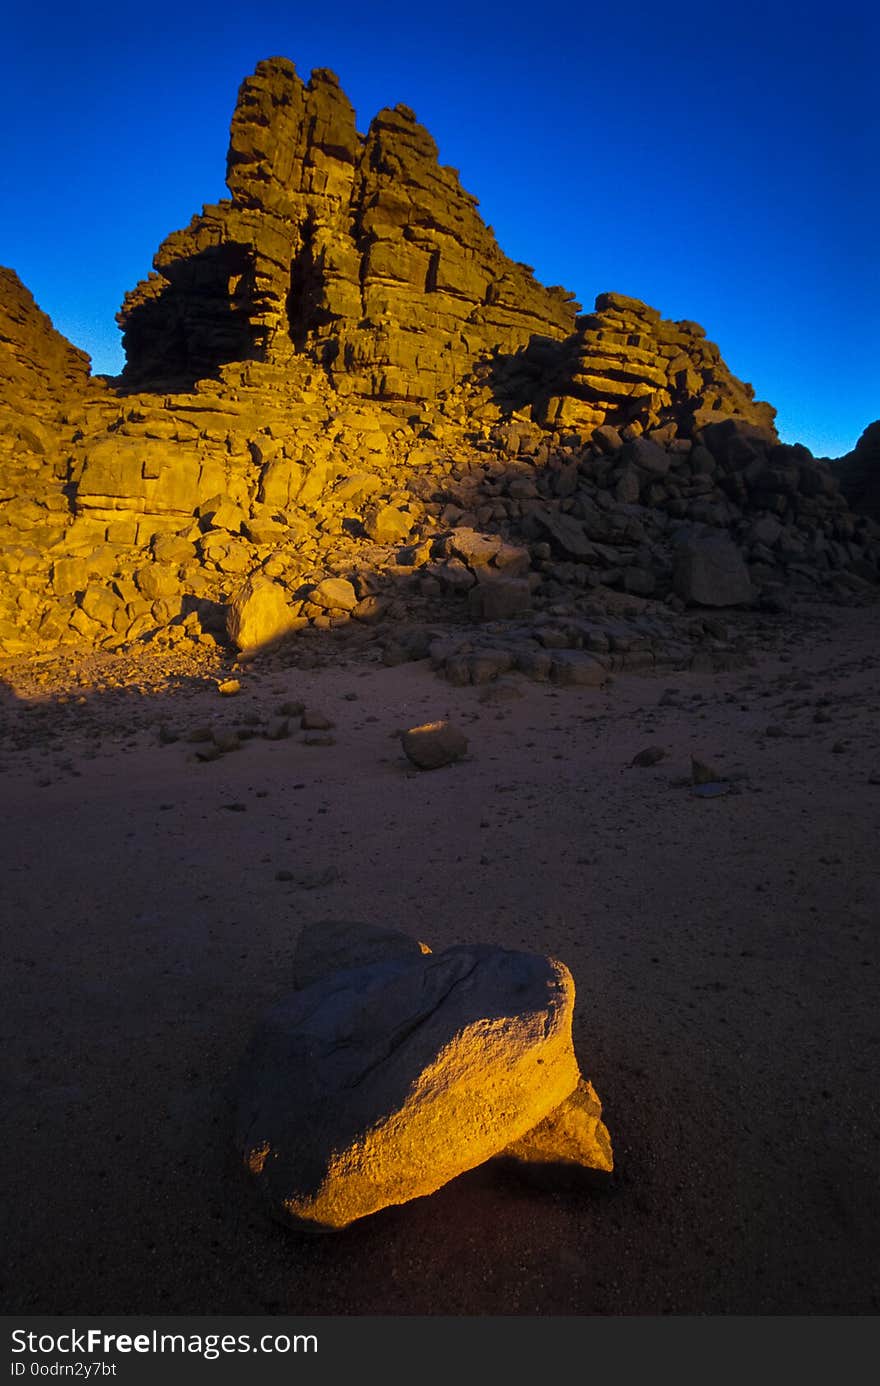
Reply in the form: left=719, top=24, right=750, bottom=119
left=0, top=267, right=91, bottom=410
left=118, top=57, right=579, bottom=399
left=833, top=421, right=880, bottom=521
left=234, top=921, right=611, bottom=1231
left=0, top=56, right=877, bottom=664
left=0, top=270, right=101, bottom=652
left=491, top=291, right=777, bottom=440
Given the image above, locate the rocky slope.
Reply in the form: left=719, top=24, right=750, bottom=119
left=0, top=56, right=877, bottom=667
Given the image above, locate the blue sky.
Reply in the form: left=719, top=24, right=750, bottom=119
left=2, top=0, right=877, bottom=457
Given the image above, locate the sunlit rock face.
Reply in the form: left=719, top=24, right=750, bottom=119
left=118, top=56, right=580, bottom=398
left=0, top=267, right=91, bottom=409
left=234, top=922, right=612, bottom=1232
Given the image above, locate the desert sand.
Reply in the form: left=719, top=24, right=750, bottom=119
left=1, top=596, right=878, bottom=1316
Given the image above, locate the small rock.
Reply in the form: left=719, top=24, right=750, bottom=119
left=218, top=679, right=241, bottom=696
left=691, top=756, right=722, bottom=784
left=311, top=577, right=357, bottom=612
left=293, top=866, right=340, bottom=889
left=631, top=746, right=666, bottom=767
left=193, top=743, right=224, bottom=762
left=401, top=721, right=469, bottom=770
left=265, top=718, right=290, bottom=741
left=301, top=710, right=335, bottom=731
left=212, top=730, right=241, bottom=754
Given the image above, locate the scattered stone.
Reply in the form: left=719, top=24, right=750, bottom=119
left=691, top=757, right=722, bottom=784
left=193, top=743, right=224, bottom=762
left=212, top=730, right=241, bottom=754
left=264, top=717, right=290, bottom=740
left=301, top=710, right=335, bottom=731
left=218, top=679, right=241, bottom=696
left=400, top=721, right=468, bottom=770
left=291, top=866, right=340, bottom=889
left=279, top=701, right=305, bottom=717
left=631, top=746, right=666, bottom=767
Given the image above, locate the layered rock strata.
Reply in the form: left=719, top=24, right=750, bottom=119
left=118, top=58, right=579, bottom=400
left=491, top=290, right=777, bottom=439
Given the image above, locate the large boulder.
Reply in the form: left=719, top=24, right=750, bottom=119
left=673, top=532, right=755, bottom=607
left=226, top=573, right=300, bottom=652
left=234, top=929, right=606, bottom=1232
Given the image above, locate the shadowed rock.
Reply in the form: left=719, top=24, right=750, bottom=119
left=834, top=421, right=880, bottom=521
left=674, top=532, right=755, bottom=607
left=401, top=720, right=468, bottom=769
left=292, top=919, right=431, bottom=990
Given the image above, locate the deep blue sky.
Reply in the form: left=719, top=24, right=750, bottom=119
left=2, top=0, right=877, bottom=457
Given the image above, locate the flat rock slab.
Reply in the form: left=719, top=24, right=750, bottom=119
left=234, top=944, right=582, bottom=1231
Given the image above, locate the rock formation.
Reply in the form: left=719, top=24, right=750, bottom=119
left=0, top=55, right=877, bottom=665
left=833, top=421, right=880, bottom=521
left=118, top=58, right=579, bottom=400
left=495, top=290, right=777, bottom=439
left=234, top=921, right=612, bottom=1231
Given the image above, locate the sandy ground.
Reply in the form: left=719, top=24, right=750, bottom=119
left=1, top=599, right=878, bottom=1316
